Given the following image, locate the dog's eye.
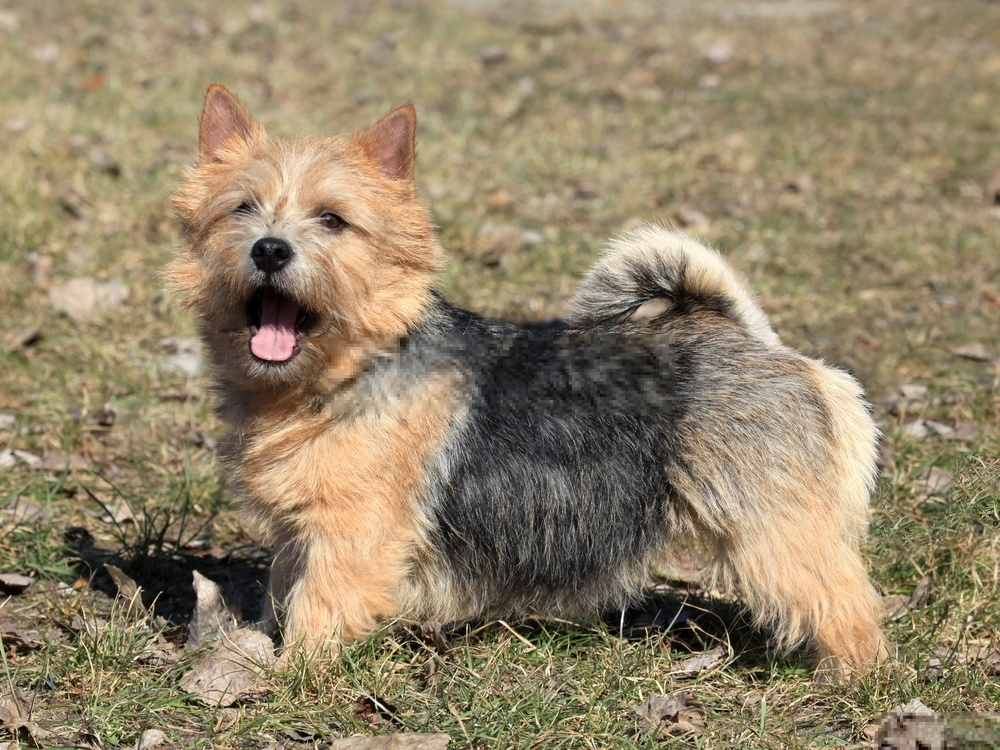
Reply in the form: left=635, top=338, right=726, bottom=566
left=234, top=202, right=256, bottom=216
left=320, top=212, right=346, bottom=232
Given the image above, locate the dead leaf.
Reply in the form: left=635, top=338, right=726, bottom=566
left=89, top=405, right=116, bottom=429
left=329, top=735, right=449, bottom=749
left=87, top=147, right=120, bottom=177
left=80, top=73, right=106, bottom=92
left=673, top=645, right=726, bottom=675
left=69, top=615, right=108, bottom=639
left=160, top=337, right=204, bottom=378
left=0, top=687, right=52, bottom=747
left=47, top=277, right=129, bottom=323
left=876, top=699, right=944, bottom=750
left=355, top=695, right=404, bottom=728
left=783, top=173, right=815, bottom=195
left=0, top=450, right=41, bottom=470
left=3, top=497, right=45, bottom=525
left=901, top=421, right=929, bottom=439
left=473, top=223, right=528, bottom=261
left=907, top=573, right=931, bottom=609
left=2, top=326, right=40, bottom=352
left=28, top=252, right=52, bottom=282
left=0, top=627, right=47, bottom=651
left=419, top=620, right=451, bottom=654
left=486, top=190, right=511, bottom=210
left=283, top=727, right=317, bottom=743
left=882, top=594, right=910, bottom=622
left=885, top=383, right=928, bottom=417
left=923, top=421, right=955, bottom=440
left=137, top=728, right=169, bottom=750
left=952, top=422, right=978, bottom=442
left=702, top=37, right=733, bottom=65
left=98, top=496, right=137, bottom=525
left=698, top=72, right=721, bottom=89
left=179, top=628, right=275, bottom=706
left=952, top=343, right=992, bottom=362
left=914, top=467, right=953, bottom=497
left=633, top=691, right=706, bottom=738
left=669, top=206, right=710, bottom=231
left=0, top=9, right=19, bottom=32
left=135, top=633, right=182, bottom=667
left=186, top=571, right=238, bottom=648
left=38, top=451, right=89, bottom=473
left=477, top=46, right=508, bottom=66
left=104, top=563, right=147, bottom=617
left=610, top=68, right=664, bottom=102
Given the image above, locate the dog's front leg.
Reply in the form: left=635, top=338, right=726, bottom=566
left=274, top=511, right=411, bottom=654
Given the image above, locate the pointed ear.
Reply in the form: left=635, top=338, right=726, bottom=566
left=199, top=84, right=257, bottom=163
left=352, top=105, right=417, bottom=182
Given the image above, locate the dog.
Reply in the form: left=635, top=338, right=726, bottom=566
left=167, top=84, right=889, bottom=676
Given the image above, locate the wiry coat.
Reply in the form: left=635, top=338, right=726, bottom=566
left=168, top=85, right=889, bottom=676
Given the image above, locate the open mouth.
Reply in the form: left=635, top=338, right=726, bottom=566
left=245, top=289, right=318, bottom=364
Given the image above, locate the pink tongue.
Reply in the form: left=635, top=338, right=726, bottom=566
left=250, top=291, right=299, bottom=362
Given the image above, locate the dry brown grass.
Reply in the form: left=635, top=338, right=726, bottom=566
left=0, top=0, right=998, bottom=747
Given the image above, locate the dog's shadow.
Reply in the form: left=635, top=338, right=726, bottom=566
left=406, top=583, right=787, bottom=675
left=72, top=527, right=788, bottom=675
left=616, top=584, right=777, bottom=667
left=67, top=526, right=269, bottom=628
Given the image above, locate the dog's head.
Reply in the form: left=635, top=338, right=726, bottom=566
left=166, top=85, right=442, bottom=389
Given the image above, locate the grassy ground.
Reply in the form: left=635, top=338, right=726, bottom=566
left=1, top=0, right=999, bottom=747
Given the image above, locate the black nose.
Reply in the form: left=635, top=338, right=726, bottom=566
left=251, top=237, right=293, bottom=275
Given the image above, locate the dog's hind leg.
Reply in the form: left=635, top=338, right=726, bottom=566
left=671, top=358, right=888, bottom=676
left=711, top=507, right=889, bottom=676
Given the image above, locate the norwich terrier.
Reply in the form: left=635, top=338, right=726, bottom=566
left=167, top=84, right=889, bottom=676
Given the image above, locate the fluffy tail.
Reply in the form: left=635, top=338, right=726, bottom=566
left=568, top=224, right=781, bottom=348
